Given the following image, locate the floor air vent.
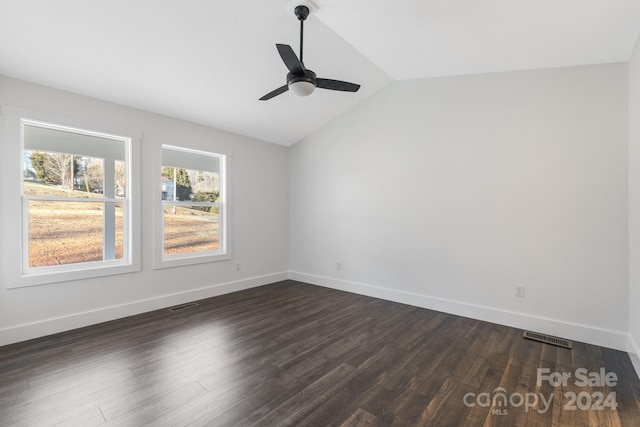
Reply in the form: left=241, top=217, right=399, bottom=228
left=168, top=302, right=199, bottom=312
left=523, top=331, right=572, bottom=349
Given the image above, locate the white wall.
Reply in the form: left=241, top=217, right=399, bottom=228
left=290, top=63, right=630, bottom=350
left=1, top=60, right=635, bottom=362
left=0, top=76, right=289, bottom=345
left=629, top=34, right=640, bottom=374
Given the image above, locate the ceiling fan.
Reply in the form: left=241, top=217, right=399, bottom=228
left=259, top=5, right=361, bottom=101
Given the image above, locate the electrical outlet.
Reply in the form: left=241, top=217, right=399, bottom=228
left=336, top=261, right=342, bottom=270
left=515, top=285, right=525, bottom=298
left=235, top=262, right=241, bottom=271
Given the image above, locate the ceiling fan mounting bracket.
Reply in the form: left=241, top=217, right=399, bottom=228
left=294, top=5, right=309, bottom=21
left=285, top=0, right=317, bottom=16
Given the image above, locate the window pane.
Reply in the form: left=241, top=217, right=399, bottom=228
left=189, top=169, right=219, bottom=199
left=114, top=203, right=125, bottom=261
left=24, top=154, right=107, bottom=197
left=28, top=200, right=124, bottom=267
left=83, top=157, right=105, bottom=194
left=115, top=160, right=126, bottom=198
left=163, top=205, right=219, bottom=255
left=160, top=167, right=219, bottom=202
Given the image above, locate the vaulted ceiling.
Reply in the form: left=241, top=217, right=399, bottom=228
left=1, top=0, right=639, bottom=146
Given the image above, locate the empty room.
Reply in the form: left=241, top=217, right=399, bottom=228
left=1, top=0, right=640, bottom=425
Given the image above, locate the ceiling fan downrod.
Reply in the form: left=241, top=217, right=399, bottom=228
left=295, top=5, right=309, bottom=66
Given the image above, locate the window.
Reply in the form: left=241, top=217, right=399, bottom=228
left=155, top=145, right=228, bottom=268
left=16, top=117, right=139, bottom=284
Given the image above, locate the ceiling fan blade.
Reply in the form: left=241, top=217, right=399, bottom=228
left=316, top=78, right=360, bottom=92
left=276, top=44, right=304, bottom=74
left=259, top=85, right=289, bottom=101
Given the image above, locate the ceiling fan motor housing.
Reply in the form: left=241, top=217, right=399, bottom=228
left=288, top=69, right=316, bottom=86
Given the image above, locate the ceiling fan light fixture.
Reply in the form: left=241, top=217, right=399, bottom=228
left=289, top=80, right=316, bottom=96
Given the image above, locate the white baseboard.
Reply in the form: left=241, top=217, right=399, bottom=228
left=0, top=272, right=288, bottom=347
left=289, top=272, right=630, bottom=352
left=629, top=335, right=640, bottom=380
left=4, top=269, right=637, bottom=380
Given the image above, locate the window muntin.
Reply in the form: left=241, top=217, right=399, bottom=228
left=22, top=120, right=131, bottom=273
left=159, top=145, right=226, bottom=264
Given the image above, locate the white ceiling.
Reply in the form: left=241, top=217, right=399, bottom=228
left=1, top=0, right=639, bottom=146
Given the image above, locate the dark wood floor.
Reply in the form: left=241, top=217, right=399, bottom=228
left=1, top=280, right=639, bottom=426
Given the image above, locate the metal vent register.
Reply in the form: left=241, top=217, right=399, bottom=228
left=168, top=302, right=199, bottom=312
left=523, top=331, right=573, bottom=349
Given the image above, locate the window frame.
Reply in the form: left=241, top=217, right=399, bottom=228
left=153, top=143, right=231, bottom=269
left=1, top=106, right=141, bottom=288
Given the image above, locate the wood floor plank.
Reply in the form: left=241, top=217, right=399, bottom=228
left=100, top=381, right=207, bottom=425
left=0, top=280, right=638, bottom=426
left=339, top=408, right=378, bottom=426
left=254, top=362, right=357, bottom=426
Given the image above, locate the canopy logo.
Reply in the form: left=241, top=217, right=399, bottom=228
left=463, top=368, right=618, bottom=416
left=463, top=387, right=552, bottom=415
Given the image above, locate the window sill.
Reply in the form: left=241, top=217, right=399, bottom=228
left=153, top=252, right=231, bottom=270
left=7, top=262, right=141, bottom=289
